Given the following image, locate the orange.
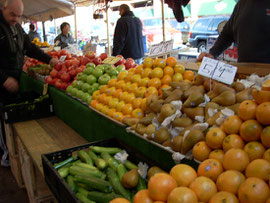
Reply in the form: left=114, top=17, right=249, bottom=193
left=240, top=119, right=262, bottom=142
left=98, top=93, right=107, bottom=103
left=183, top=70, right=194, bottom=81
left=197, top=159, right=223, bottom=182
left=90, top=99, right=98, bottom=108
left=119, top=91, right=128, bottom=102
left=238, top=100, right=258, bottom=121
left=167, top=187, right=198, bottom=203
left=108, top=98, right=119, bottom=109
left=108, top=78, right=117, bottom=87
left=92, top=90, right=100, bottom=100
left=108, top=108, right=116, bottom=118
left=189, top=176, right=217, bottom=202
left=116, top=80, right=125, bottom=89
left=99, top=85, right=108, bottom=94
left=209, top=149, right=225, bottom=163
left=206, top=127, right=226, bottom=149
left=134, top=64, right=144, bottom=74
left=244, top=141, right=265, bottom=161
left=159, top=85, right=170, bottom=95
left=223, top=148, right=249, bottom=172
left=110, top=197, right=131, bottom=203
left=122, top=82, right=131, bottom=92
left=117, top=71, right=128, bottom=81
left=132, top=98, right=143, bottom=109
left=161, top=75, right=172, bottom=85
left=148, top=173, right=177, bottom=201
left=216, top=170, right=245, bottom=195
left=141, top=68, right=152, bottom=78
left=131, top=74, right=141, bottom=84
left=143, top=57, right=154, bottom=68
left=222, top=134, right=244, bottom=152
left=263, top=148, right=270, bottom=162
left=163, top=66, right=174, bottom=77
left=262, top=79, right=270, bottom=91
left=145, top=87, right=158, bottom=97
left=127, top=83, right=138, bottom=93
left=113, top=112, right=124, bottom=122
left=133, top=189, right=153, bottom=203
left=141, top=98, right=147, bottom=111
left=131, top=108, right=144, bottom=119
left=222, top=115, right=243, bottom=134
left=256, top=102, right=270, bottom=125
left=123, top=93, right=135, bottom=105
left=148, top=78, right=161, bottom=89
left=124, top=72, right=134, bottom=82
left=174, top=64, right=185, bottom=74
left=103, top=96, right=112, bottom=105
left=209, top=191, right=238, bottom=203
left=261, top=126, right=270, bottom=147
left=153, top=58, right=166, bottom=69
left=192, top=141, right=211, bottom=162
left=172, top=73, right=183, bottom=82
left=107, top=87, right=116, bottom=96
left=122, top=104, right=133, bottom=115
left=140, top=77, right=150, bottom=87
left=252, top=89, right=270, bottom=104
left=116, top=101, right=125, bottom=112
left=166, top=57, right=177, bottom=67
left=136, top=86, right=147, bottom=98
left=169, top=164, right=197, bottom=187
left=113, top=89, right=123, bottom=99
left=96, top=103, right=104, bottom=111
left=150, top=67, right=163, bottom=79
left=245, top=159, right=270, bottom=181
left=100, top=105, right=109, bottom=115
left=238, top=177, right=270, bottom=203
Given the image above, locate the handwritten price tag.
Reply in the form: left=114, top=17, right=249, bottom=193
left=103, top=56, right=120, bottom=65
left=148, top=40, right=174, bottom=57
left=198, top=57, right=237, bottom=85
left=59, top=55, right=66, bottom=62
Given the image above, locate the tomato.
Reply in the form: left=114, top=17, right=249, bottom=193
left=60, top=72, right=71, bottom=82
left=99, top=53, right=108, bottom=60
left=55, top=79, right=62, bottom=89
left=65, top=60, right=73, bottom=68
left=93, top=57, right=102, bottom=66
left=54, top=62, right=63, bottom=71
left=80, top=56, right=91, bottom=66
left=61, top=64, right=67, bottom=72
left=60, top=49, right=67, bottom=55
left=85, top=51, right=96, bottom=59
left=50, top=69, right=58, bottom=78
left=68, top=69, right=77, bottom=78
left=51, top=78, right=59, bottom=85
left=45, top=76, right=53, bottom=84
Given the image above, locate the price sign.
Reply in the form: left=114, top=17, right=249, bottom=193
left=102, top=56, right=121, bottom=65
left=59, top=55, right=66, bottom=62
left=148, top=40, right=174, bottom=57
left=198, top=57, right=237, bottom=85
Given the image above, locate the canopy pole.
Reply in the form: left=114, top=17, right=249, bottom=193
left=106, top=4, right=111, bottom=55
left=161, top=0, right=165, bottom=42
left=74, top=3, right=78, bottom=43
left=42, top=21, right=47, bottom=42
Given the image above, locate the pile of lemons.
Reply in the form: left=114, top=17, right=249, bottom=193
left=32, top=38, right=50, bottom=47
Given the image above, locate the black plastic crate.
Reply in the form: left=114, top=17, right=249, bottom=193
left=0, top=92, right=54, bottom=123
left=42, top=138, right=167, bottom=203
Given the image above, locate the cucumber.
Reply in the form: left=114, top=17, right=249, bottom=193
left=74, top=175, right=113, bottom=193
left=108, top=158, right=120, bottom=171
left=124, top=160, right=138, bottom=170
left=77, top=187, right=90, bottom=196
left=117, top=164, right=127, bottom=181
left=100, top=152, right=111, bottom=162
left=89, top=146, right=122, bottom=154
left=76, top=193, right=96, bottom=203
left=72, top=159, right=82, bottom=166
left=78, top=150, right=93, bottom=165
left=88, top=150, right=108, bottom=170
left=69, top=166, right=106, bottom=180
left=67, top=175, right=78, bottom=192
left=77, top=183, right=95, bottom=191
left=106, top=167, right=131, bottom=200
left=58, top=167, right=69, bottom=178
left=54, top=156, right=77, bottom=169
left=87, top=191, right=122, bottom=203
left=74, top=162, right=99, bottom=171
left=136, top=176, right=147, bottom=191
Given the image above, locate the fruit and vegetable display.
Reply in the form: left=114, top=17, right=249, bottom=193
left=89, top=57, right=194, bottom=122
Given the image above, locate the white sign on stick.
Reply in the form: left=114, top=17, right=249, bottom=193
left=148, top=40, right=174, bottom=57
left=198, top=57, right=237, bottom=85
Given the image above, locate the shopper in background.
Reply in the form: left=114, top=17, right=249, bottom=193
left=112, top=4, right=144, bottom=64
left=0, top=0, right=58, bottom=166
left=54, top=22, right=75, bottom=49
left=198, top=0, right=270, bottom=64
left=28, top=23, right=41, bottom=42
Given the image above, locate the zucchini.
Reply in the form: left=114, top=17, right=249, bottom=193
left=88, top=150, right=108, bottom=170
left=77, top=187, right=90, bottom=196
left=67, top=175, right=78, bottom=192
left=87, top=191, right=122, bottom=203
left=74, top=162, right=99, bottom=171
left=124, top=160, right=138, bottom=170
left=89, top=146, right=122, bottom=154
left=72, top=159, right=82, bottom=166
left=117, top=164, right=127, bottom=181
left=136, top=176, right=147, bottom=191
left=106, top=167, right=131, bottom=200
left=74, top=175, right=113, bottom=193
left=100, top=152, right=111, bottom=162
left=58, top=167, right=69, bottom=178
left=69, top=166, right=106, bottom=180
left=108, top=158, right=120, bottom=171
left=77, top=183, right=95, bottom=191
left=78, top=150, right=93, bottom=165
left=54, top=156, right=77, bottom=169
left=76, top=193, right=96, bottom=203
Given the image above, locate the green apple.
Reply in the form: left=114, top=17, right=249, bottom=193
left=76, top=80, right=84, bottom=90
left=71, top=88, right=78, bottom=96
left=82, top=83, right=91, bottom=92
left=92, top=83, right=100, bottom=90
left=96, top=65, right=105, bottom=72
left=108, top=69, right=119, bottom=77
left=87, top=96, right=92, bottom=105
left=116, top=65, right=126, bottom=72
left=92, top=68, right=103, bottom=78
left=83, top=67, right=94, bottom=75
left=76, top=90, right=84, bottom=99
left=80, top=74, right=88, bottom=82
left=82, top=93, right=91, bottom=102
left=104, top=64, right=114, bottom=73
left=66, top=86, right=73, bottom=94
left=86, top=62, right=95, bottom=68
left=111, top=75, right=117, bottom=79
left=86, top=75, right=97, bottom=85
left=98, top=74, right=110, bottom=85
left=76, top=73, right=83, bottom=80
left=88, top=86, right=95, bottom=95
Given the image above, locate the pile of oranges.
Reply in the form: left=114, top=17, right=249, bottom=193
left=90, top=57, right=194, bottom=122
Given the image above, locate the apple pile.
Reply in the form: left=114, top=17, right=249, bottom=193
left=66, top=62, right=127, bottom=105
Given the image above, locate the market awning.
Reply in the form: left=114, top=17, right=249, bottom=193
left=198, top=0, right=238, bottom=16
left=0, top=0, right=74, bottom=21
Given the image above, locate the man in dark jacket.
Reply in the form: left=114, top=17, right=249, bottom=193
left=0, top=0, right=58, bottom=166
left=198, top=0, right=270, bottom=63
left=112, top=4, right=144, bottom=64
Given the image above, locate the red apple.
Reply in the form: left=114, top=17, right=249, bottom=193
left=99, top=53, right=108, bottom=60
left=85, top=51, right=96, bottom=59
left=93, top=57, right=102, bottom=65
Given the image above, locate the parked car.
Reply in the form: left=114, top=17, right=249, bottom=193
left=189, top=15, right=230, bottom=52
left=167, top=20, right=190, bottom=44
